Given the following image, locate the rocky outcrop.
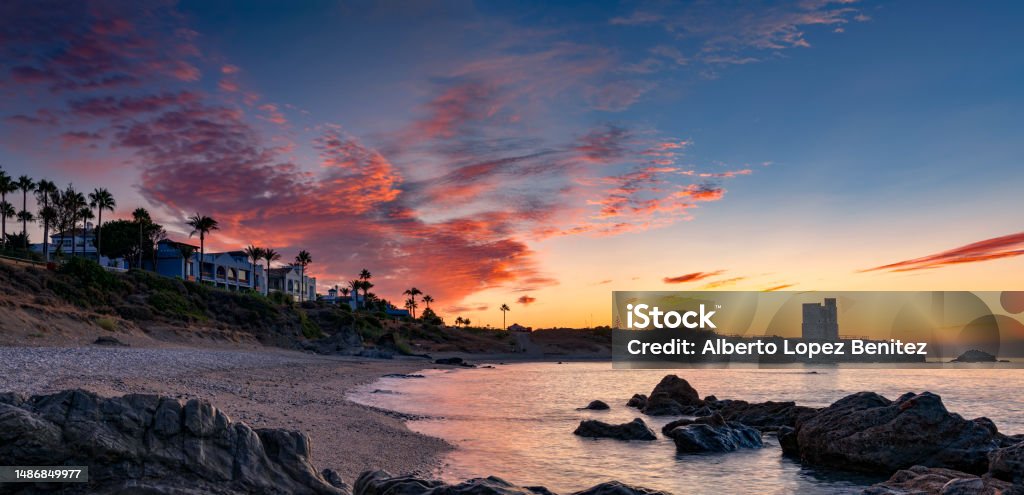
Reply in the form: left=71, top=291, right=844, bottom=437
left=626, top=394, right=647, bottom=409
left=353, top=470, right=671, bottom=495
left=951, top=350, right=998, bottom=363
left=641, top=375, right=702, bottom=416
left=662, top=413, right=762, bottom=453
left=861, top=465, right=1020, bottom=495
left=708, top=399, right=817, bottom=431
left=305, top=327, right=366, bottom=356
left=0, top=389, right=345, bottom=494
left=573, top=418, right=657, bottom=441
left=93, top=336, right=129, bottom=347
left=788, top=391, right=1000, bottom=474
left=578, top=400, right=610, bottom=411
left=435, top=357, right=476, bottom=367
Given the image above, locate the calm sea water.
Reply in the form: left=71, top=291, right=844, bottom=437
left=349, top=362, right=1024, bottom=495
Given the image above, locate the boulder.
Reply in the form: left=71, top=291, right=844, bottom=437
left=791, top=392, right=1000, bottom=474
left=353, top=470, right=670, bottom=495
left=0, top=389, right=344, bottom=494
left=626, top=394, right=647, bottom=409
left=987, top=441, right=1024, bottom=484
left=663, top=413, right=762, bottom=453
left=573, top=418, right=657, bottom=441
left=435, top=357, right=476, bottom=367
left=711, top=400, right=818, bottom=431
left=649, top=375, right=701, bottom=405
left=93, top=336, right=129, bottom=347
left=861, top=465, right=1019, bottom=495
left=640, top=395, right=686, bottom=416
left=306, top=328, right=365, bottom=355
left=578, top=400, right=610, bottom=411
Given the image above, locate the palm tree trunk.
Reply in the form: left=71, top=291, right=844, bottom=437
left=96, top=209, right=102, bottom=262
left=198, top=235, right=204, bottom=284
left=21, top=192, right=27, bottom=251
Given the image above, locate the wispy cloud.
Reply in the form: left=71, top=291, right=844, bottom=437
left=664, top=270, right=726, bottom=284
left=517, top=295, right=537, bottom=305
left=862, top=232, right=1024, bottom=272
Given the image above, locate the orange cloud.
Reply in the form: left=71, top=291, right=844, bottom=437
left=663, top=270, right=725, bottom=284
left=517, top=295, right=536, bottom=305
left=862, top=232, right=1024, bottom=272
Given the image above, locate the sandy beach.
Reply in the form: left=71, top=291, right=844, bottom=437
left=0, top=345, right=452, bottom=482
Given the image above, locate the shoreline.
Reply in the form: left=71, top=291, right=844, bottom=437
left=0, top=344, right=454, bottom=482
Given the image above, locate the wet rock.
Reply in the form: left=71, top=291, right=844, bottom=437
left=712, top=400, right=818, bottom=431
left=987, top=441, right=1024, bottom=484
left=0, top=389, right=344, bottom=494
left=791, top=392, right=1000, bottom=474
left=353, top=470, right=670, bottom=495
left=778, top=426, right=800, bottom=457
left=641, top=375, right=702, bottom=416
left=578, top=400, right=610, bottom=411
left=382, top=373, right=425, bottom=379
left=574, top=418, right=657, bottom=441
left=861, top=465, right=1019, bottom=495
left=435, top=357, right=476, bottom=367
left=641, top=395, right=686, bottom=416
left=664, top=413, right=763, bottom=453
left=626, top=394, right=647, bottom=409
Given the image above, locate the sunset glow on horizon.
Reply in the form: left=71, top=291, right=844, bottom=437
left=1, top=1, right=1022, bottom=328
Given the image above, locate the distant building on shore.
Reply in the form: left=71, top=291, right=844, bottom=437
left=30, top=226, right=129, bottom=270
left=267, top=265, right=316, bottom=302
left=802, top=298, right=839, bottom=341
left=155, top=240, right=267, bottom=294
left=507, top=323, right=532, bottom=332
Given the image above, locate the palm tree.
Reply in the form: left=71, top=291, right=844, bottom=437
left=88, top=188, right=115, bottom=260
left=262, top=248, right=281, bottom=290
left=35, top=180, right=57, bottom=260
left=244, top=245, right=265, bottom=292
left=176, top=243, right=197, bottom=280
left=500, top=303, right=511, bottom=330
left=463, top=318, right=471, bottom=328
left=132, top=208, right=151, bottom=269
left=403, top=287, right=422, bottom=317
left=294, top=250, right=312, bottom=301
left=359, top=280, right=373, bottom=307
left=0, top=202, right=14, bottom=248
left=455, top=316, right=465, bottom=327
left=0, top=170, right=16, bottom=249
left=359, top=268, right=372, bottom=281
left=340, top=287, right=350, bottom=297
left=422, top=295, right=434, bottom=309
left=78, top=207, right=94, bottom=258
left=65, top=189, right=86, bottom=257
left=186, top=214, right=219, bottom=284
left=404, top=297, right=418, bottom=317
left=15, top=176, right=34, bottom=251
left=357, top=269, right=373, bottom=307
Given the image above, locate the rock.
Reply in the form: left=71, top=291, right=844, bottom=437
left=664, top=413, right=763, bottom=453
left=987, top=441, right=1024, bottom=484
left=626, top=394, right=647, bottom=409
left=951, top=350, right=998, bottom=363
left=322, top=469, right=351, bottom=492
left=649, top=375, right=701, bottom=406
left=573, top=418, right=657, bottom=441
left=791, top=392, right=1000, bottom=474
left=572, top=481, right=673, bottom=495
left=578, top=400, right=610, bottom=411
left=711, top=400, right=818, bottom=431
left=0, top=389, right=344, bottom=494
left=435, top=357, right=476, bottom=367
left=307, top=328, right=365, bottom=355
left=93, top=336, right=129, bottom=346
left=778, top=426, right=800, bottom=457
left=353, top=470, right=669, bottom=495
left=382, top=373, right=425, bottom=379
left=640, top=395, right=686, bottom=416
left=861, top=465, right=1019, bottom=495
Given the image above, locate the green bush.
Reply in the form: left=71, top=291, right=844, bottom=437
left=296, top=309, right=323, bottom=339
left=95, top=317, right=118, bottom=331
left=268, top=291, right=294, bottom=306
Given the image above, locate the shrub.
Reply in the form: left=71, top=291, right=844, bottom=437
left=95, top=317, right=118, bottom=332
left=296, top=309, right=323, bottom=339
left=268, top=291, right=294, bottom=306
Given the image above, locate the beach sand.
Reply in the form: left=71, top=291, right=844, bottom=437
left=0, top=345, right=452, bottom=483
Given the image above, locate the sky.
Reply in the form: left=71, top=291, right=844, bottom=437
left=1, top=0, right=1022, bottom=328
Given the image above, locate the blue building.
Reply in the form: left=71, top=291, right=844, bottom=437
left=155, top=240, right=266, bottom=294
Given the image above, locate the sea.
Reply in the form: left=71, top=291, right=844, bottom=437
left=349, top=361, right=1024, bottom=495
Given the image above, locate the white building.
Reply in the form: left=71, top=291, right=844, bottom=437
left=268, top=265, right=316, bottom=302
left=30, top=227, right=129, bottom=270
left=155, top=240, right=267, bottom=294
